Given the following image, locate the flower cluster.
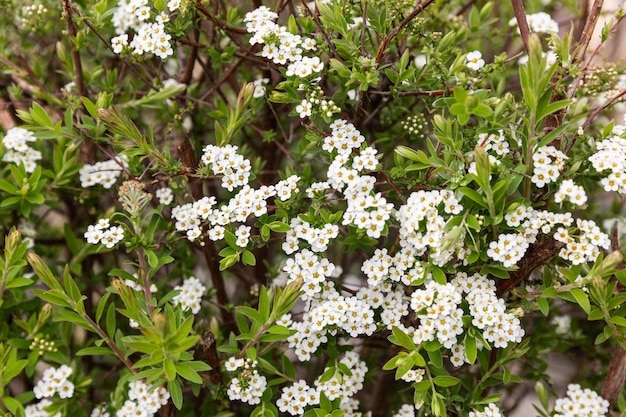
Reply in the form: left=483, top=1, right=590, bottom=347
left=283, top=249, right=337, bottom=299
left=33, top=365, right=74, bottom=399
left=454, top=273, right=524, bottom=350
left=276, top=380, right=320, bottom=415
left=489, top=205, right=609, bottom=266
left=554, top=179, right=587, bottom=206
left=84, top=219, right=125, bottom=248
left=172, top=276, right=206, bottom=314
left=244, top=6, right=338, bottom=119
left=274, top=353, right=367, bottom=415
left=19, top=4, right=49, bottom=30
left=116, top=380, right=170, bottom=417
left=172, top=182, right=278, bottom=242
left=408, top=273, right=524, bottom=364
left=24, top=399, right=59, bottom=417
left=509, top=12, right=559, bottom=34
left=245, top=6, right=320, bottom=78
left=226, top=360, right=268, bottom=405
left=395, top=189, right=464, bottom=267
left=79, top=156, right=127, bottom=188
left=555, top=218, right=610, bottom=265
left=155, top=187, right=173, bottom=205
left=1, top=126, right=41, bottom=173
left=393, top=404, right=416, bottom=417
left=110, top=0, right=179, bottom=59
left=283, top=218, right=339, bottom=254
left=400, top=114, right=427, bottom=139
left=201, top=144, right=251, bottom=191
left=589, top=133, right=626, bottom=193
left=275, top=175, right=301, bottom=201
left=477, top=130, right=509, bottom=156
left=486, top=233, right=529, bottom=268
left=531, top=145, right=567, bottom=187
left=284, top=282, right=376, bottom=360
left=316, top=352, right=367, bottom=404
left=29, top=337, right=58, bottom=355
left=296, top=87, right=341, bottom=119
left=469, top=403, right=503, bottom=417
left=554, top=384, right=609, bottom=417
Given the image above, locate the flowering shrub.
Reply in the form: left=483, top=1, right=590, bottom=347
left=1, top=1, right=626, bottom=417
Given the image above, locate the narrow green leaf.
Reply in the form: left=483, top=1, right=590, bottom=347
left=175, top=362, right=203, bottom=384
left=433, top=375, right=460, bottom=387
left=168, top=379, right=183, bottom=409
left=76, top=346, right=114, bottom=356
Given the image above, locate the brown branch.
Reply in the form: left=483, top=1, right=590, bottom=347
left=511, top=0, right=531, bottom=54
left=198, top=331, right=223, bottom=385
left=368, top=89, right=451, bottom=97
left=196, top=2, right=248, bottom=35
left=602, top=349, right=626, bottom=406
left=69, top=4, right=157, bottom=90
left=300, top=0, right=339, bottom=59
left=601, top=226, right=626, bottom=406
left=573, top=0, right=605, bottom=65
left=179, top=3, right=201, bottom=85
left=197, top=59, right=244, bottom=105
left=62, top=0, right=88, bottom=98
left=374, top=0, right=436, bottom=66
left=178, top=138, right=236, bottom=335
left=496, top=238, right=564, bottom=296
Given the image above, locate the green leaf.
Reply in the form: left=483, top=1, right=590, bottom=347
left=237, top=306, right=264, bottom=325
left=433, top=375, right=460, bottom=387
left=175, top=362, right=203, bottom=384
left=76, top=346, right=114, bottom=356
left=609, top=316, right=626, bottom=328
left=389, top=326, right=415, bottom=350
left=459, top=187, right=487, bottom=207
left=3, top=397, right=24, bottom=416
left=536, top=99, right=571, bottom=122
left=27, top=252, right=63, bottom=291
left=242, top=250, right=256, bottom=266
left=5, top=277, right=33, bottom=289
left=465, top=334, right=477, bottom=364
left=569, top=288, right=590, bottom=314
left=168, top=379, right=183, bottom=409
left=536, top=297, right=549, bottom=316
left=163, top=359, right=177, bottom=381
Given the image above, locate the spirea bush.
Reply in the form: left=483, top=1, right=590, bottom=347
left=1, top=0, right=626, bottom=416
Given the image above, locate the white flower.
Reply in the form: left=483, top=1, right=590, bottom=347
left=296, top=99, right=312, bottom=118
left=465, top=50, right=485, bottom=70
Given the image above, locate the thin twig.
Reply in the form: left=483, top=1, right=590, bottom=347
left=196, top=2, right=248, bottom=35
left=300, top=0, right=339, bottom=59
left=69, top=4, right=157, bottom=90
left=572, top=0, right=605, bottom=65
left=62, top=0, right=88, bottom=98
left=511, top=0, right=531, bottom=53
left=368, top=89, right=451, bottom=96
left=374, top=0, right=436, bottom=66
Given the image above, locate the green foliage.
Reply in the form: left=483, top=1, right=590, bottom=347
left=1, top=0, right=626, bottom=416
